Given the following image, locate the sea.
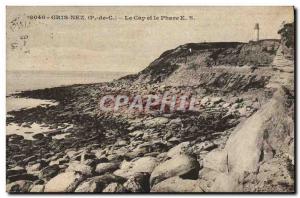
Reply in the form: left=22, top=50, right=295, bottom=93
left=6, top=70, right=129, bottom=139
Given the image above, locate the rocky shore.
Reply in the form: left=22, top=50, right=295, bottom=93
left=6, top=22, right=295, bottom=193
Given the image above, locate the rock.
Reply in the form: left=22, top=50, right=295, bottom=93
left=167, top=142, right=191, bottom=158
left=75, top=174, right=126, bottom=192
left=151, top=177, right=204, bottom=192
left=7, top=173, right=39, bottom=183
left=231, top=103, right=239, bottom=109
left=211, top=173, right=241, bottom=192
left=129, top=130, right=144, bottom=138
left=95, top=162, right=120, bottom=175
left=91, top=149, right=106, bottom=159
left=115, top=139, right=128, bottom=147
left=150, top=154, right=200, bottom=186
left=114, top=156, right=159, bottom=178
left=65, top=149, right=79, bottom=159
left=168, top=118, right=182, bottom=125
left=6, top=180, right=32, bottom=192
left=102, top=183, right=127, bottom=193
left=7, top=134, right=24, bottom=143
left=143, top=117, right=169, bottom=128
left=202, top=149, right=228, bottom=172
left=200, top=97, right=209, bottom=105
left=39, top=164, right=60, bottom=180
left=66, top=162, right=93, bottom=176
left=192, top=141, right=217, bottom=154
left=238, top=106, right=248, bottom=117
left=29, top=184, right=45, bottom=192
left=123, top=172, right=150, bottom=192
left=44, top=171, right=85, bottom=192
left=32, top=133, right=44, bottom=140
left=167, top=137, right=180, bottom=144
left=19, top=155, right=38, bottom=166
left=7, top=167, right=26, bottom=177
left=211, top=97, right=222, bottom=104
left=222, top=103, right=231, bottom=108
left=26, top=162, right=47, bottom=174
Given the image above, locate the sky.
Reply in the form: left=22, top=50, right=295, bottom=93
left=6, top=6, right=294, bottom=73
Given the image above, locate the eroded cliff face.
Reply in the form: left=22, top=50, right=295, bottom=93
left=120, top=40, right=279, bottom=92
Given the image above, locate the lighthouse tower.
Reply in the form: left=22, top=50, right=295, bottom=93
left=254, top=23, right=259, bottom=41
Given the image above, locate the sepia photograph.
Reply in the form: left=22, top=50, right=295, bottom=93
left=5, top=6, right=295, bottom=193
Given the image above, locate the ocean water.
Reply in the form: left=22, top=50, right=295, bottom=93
left=6, top=70, right=129, bottom=139
left=7, top=70, right=128, bottom=95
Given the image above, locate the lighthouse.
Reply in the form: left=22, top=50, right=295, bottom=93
left=254, top=23, right=259, bottom=41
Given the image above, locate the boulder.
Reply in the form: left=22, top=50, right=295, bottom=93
left=29, top=184, right=45, bottom=192
left=151, top=177, right=204, bottom=192
left=44, top=172, right=85, bottom=192
left=211, top=97, right=222, bottom=104
left=210, top=173, right=241, bottom=192
left=192, top=141, right=217, bottom=154
left=32, top=133, right=44, bottom=140
left=75, top=174, right=126, bottom=192
left=115, top=139, right=128, bottom=147
left=6, top=180, right=32, bottom=193
left=95, top=162, right=120, bottom=175
left=167, top=142, right=191, bottom=158
left=150, top=154, right=200, bottom=186
left=123, top=172, right=150, bottom=192
left=202, top=149, right=228, bottom=172
left=114, top=156, right=159, bottom=178
left=102, top=183, right=127, bottom=193
left=26, top=162, right=47, bottom=174
left=39, top=164, right=60, bottom=180
left=65, top=162, right=93, bottom=176
left=7, top=173, right=39, bottom=183
left=200, top=97, right=210, bottom=105
left=7, top=167, right=26, bottom=177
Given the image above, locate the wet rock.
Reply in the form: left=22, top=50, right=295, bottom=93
left=6, top=180, right=33, bottom=193
left=114, top=156, right=159, bottom=178
left=150, top=154, right=200, bottom=186
left=32, top=133, right=44, bottom=140
left=167, top=137, right=181, bottom=144
left=44, top=171, right=85, bottom=192
left=12, top=154, right=26, bottom=162
left=7, top=173, right=39, bottom=183
left=38, top=164, right=60, bottom=180
left=151, top=176, right=204, bottom=192
left=75, top=174, right=126, bottom=192
left=123, top=172, right=150, bottom=192
left=7, top=134, right=24, bottom=143
left=102, top=183, right=127, bottom=193
left=7, top=167, right=26, bottom=177
left=95, top=162, right=120, bottom=175
left=20, top=155, right=38, bottom=166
